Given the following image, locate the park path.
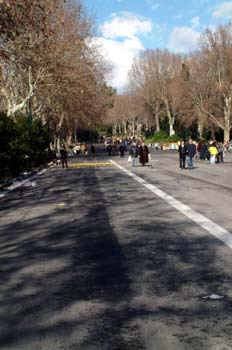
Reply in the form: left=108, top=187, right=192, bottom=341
left=0, top=154, right=232, bottom=349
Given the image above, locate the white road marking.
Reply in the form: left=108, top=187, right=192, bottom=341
left=111, top=160, right=232, bottom=249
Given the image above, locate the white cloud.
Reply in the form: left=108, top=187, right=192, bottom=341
left=213, top=2, right=232, bottom=18
left=99, top=12, right=153, bottom=91
left=191, top=16, right=200, bottom=28
left=168, top=26, right=201, bottom=53
left=99, top=36, right=144, bottom=91
left=100, top=12, right=153, bottom=39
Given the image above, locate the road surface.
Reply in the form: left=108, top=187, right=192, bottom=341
left=0, top=147, right=232, bottom=349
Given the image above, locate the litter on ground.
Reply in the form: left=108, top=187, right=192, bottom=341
left=202, top=293, right=224, bottom=300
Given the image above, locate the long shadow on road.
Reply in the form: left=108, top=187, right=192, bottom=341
left=1, top=165, right=232, bottom=349
left=0, top=168, right=143, bottom=350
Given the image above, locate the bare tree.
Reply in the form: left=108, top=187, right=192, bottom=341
left=128, top=49, right=182, bottom=136
left=105, top=94, right=142, bottom=136
left=0, top=0, right=112, bottom=146
left=128, top=53, right=163, bottom=132
left=192, top=24, right=232, bottom=141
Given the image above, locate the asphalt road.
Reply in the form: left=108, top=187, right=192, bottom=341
left=0, top=146, right=232, bottom=350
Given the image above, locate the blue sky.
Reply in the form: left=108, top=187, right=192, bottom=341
left=84, top=0, right=232, bottom=91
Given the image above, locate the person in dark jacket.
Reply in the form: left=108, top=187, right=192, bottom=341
left=178, top=140, right=187, bottom=169
left=139, top=141, right=150, bottom=166
left=119, top=141, right=125, bottom=157
left=106, top=144, right=112, bottom=156
left=186, top=139, right=197, bottom=169
left=90, top=144, right=95, bottom=156
left=60, top=143, right=68, bottom=169
left=200, top=142, right=208, bottom=160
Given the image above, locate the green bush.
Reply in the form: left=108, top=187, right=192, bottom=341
left=152, top=131, right=169, bottom=142
left=167, top=134, right=180, bottom=142
left=0, top=113, right=51, bottom=181
left=145, top=130, right=181, bottom=145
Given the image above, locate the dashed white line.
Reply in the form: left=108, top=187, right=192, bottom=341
left=111, top=160, right=232, bottom=249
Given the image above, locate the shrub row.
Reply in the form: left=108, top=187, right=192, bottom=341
left=145, top=131, right=181, bottom=144
left=0, top=113, right=52, bottom=182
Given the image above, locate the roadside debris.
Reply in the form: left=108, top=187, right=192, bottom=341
left=24, top=181, right=37, bottom=187
left=7, top=181, right=22, bottom=190
left=202, top=293, right=224, bottom=300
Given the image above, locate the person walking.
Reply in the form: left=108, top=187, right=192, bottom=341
left=186, top=139, right=197, bottom=169
left=90, top=144, right=95, bottom=157
left=60, top=143, right=68, bottom=169
left=106, top=143, right=112, bottom=156
left=81, top=143, right=87, bottom=155
left=139, top=141, right=150, bottom=166
left=119, top=141, right=125, bottom=157
left=197, top=141, right=202, bottom=159
left=178, top=140, right=187, bottom=169
left=200, top=142, right=208, bottom=160
left=209, top=141, right=219, bottom=164
left=129, top=141, right=139, bottom=167
left=111, top=142, right=117, bottom=156
left=216, top=142, right=224, bottom=163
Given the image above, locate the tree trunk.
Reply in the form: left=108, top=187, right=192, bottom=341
left=67, top=135, right=72, bottom=145
left=7, top=66, right=34, bottom=116
left=164, top=98, right=175, bottom=136
left=53, top=135, right=57, bottom=149
left=169, top=122, right=175, bottom=136
left=155, top=105, right=160, bottom=132
left=224, top=127, right=230, bottom=143
left=198, top=119, right=204, bottom=139
left=132, top=116, right=135, bottom=137
left=223, top=96, right=231, bottom=142
left=211, top=129, right=215, bottom=140
left=123, top=121, right=127, bottom=135
left=112, top=124, right=117, bottom=135
left=55, top=113, right=65, bottom=150
left=57, top=137, right=61, bottom=151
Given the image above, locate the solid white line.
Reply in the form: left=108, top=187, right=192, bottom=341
left=110, top=160, right=232, bottom=249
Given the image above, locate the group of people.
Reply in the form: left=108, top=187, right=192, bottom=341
left=129, top=141, right=150, bottom=167
left=178, top=139, right=227, bottom=169
left=72, top=143, right=95, bottom=157
left=56, top=143, right=96, bottom=169
left=106, top=138, right=151, bottom=167
left=106, top=139, right=130, bottom=157
left=57, top=137, right=228, bottom=170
